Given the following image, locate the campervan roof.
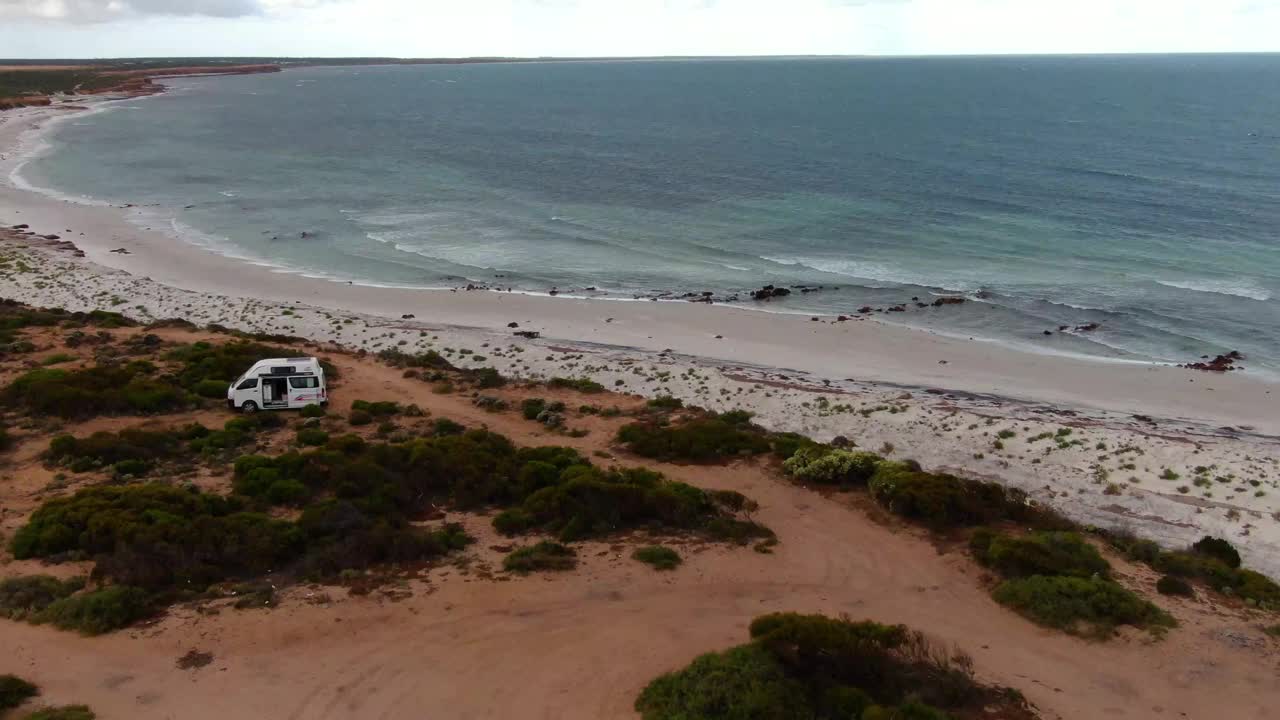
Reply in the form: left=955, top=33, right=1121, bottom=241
left=249, top=357, right=322, bottom=376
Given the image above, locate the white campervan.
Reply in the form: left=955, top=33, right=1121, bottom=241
left=227, top=357, right=327, bottom=413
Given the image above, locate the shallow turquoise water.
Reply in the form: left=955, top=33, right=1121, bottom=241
left=22, top=56, right=1280, bottom=373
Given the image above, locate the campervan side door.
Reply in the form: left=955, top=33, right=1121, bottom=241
left=285, top=375, right=324, bottom=408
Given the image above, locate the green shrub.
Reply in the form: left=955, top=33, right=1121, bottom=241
left=376, top=348, right=454, bottom=371
left=1156, top=575, right=1194, bottom=597
left=300, top=403, right=326, bottom=418
left=472, top=367, right=506, bottom=389
left=783, top=447, right=882, bottom=486
left=193, top=379, right=228, bottom=399
left=11, top=484, right=303, bottom=592
left=636, top=644, right=808, bottom=720
left=647, top=395, right=683, bottom=410
left=549, top=377, right=604, bottom=393
left=521, top=398, right=547, bottom=420
left=499, top=466, right=771, bottom=543
left=503, top=541, right=577, bottom=573
left=22, top=705, right=96, bottom=720
left=638, top=613, right=1018, bottom=720
left=868, top=463, right=1044, bottom=529
left=618, top=416, right=771, bottom=463
left=970, top=530, right=1111, bottom=580
left=166, top=340, right=296, bottom=390
left=1107, top=532, right=1162, bottom=564
left=432, top=418, right=465, bottom=436
left=351, top=399, right=401, bottom=416
left=1192, top=536, right=1241, bottom=569
left=633, top=545, right=682, bottom=570
left=0, top=674, right=38, bottom=710
left=35, top=586, right=153, bottom=635
left=992, top=575, right=1174, bottom=638
left=769, top=432, right=819, bottom=460
left=2, top=363, right=191, bottom=418
left=46, top=427, right=182, bottom=474
left=349, top=409, right=373, bottom=426
left=1152, top=550, right=1280, bottom=608
left=0, top=575, right=85, bottom=621
left=295, top=428, right=329, bottom=446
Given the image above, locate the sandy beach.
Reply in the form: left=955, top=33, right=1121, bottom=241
left=2, top=96, right=1279, bottom=577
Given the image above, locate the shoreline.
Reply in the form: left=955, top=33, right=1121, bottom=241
left=2, top=100, right=1277, bottom=428
left=3, top=97, right=1280, bottom=573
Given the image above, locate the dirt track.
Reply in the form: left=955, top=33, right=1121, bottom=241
left=2, top=333, right=1278, bottom=719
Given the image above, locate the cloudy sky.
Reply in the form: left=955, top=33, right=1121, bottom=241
left=1, top=0, right=1277, bottom=58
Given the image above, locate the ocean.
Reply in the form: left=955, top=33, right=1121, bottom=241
left=17, top=56, right=1280, bottom=374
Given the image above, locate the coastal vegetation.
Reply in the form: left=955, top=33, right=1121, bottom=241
left=633, top=545, right=682, bottom=570
left=970, top=529, right=1173, bottom=637
left=635, top=612, right=1035, bottom=720
left=503, top=541, right=577, bottom=573
left=0, top=674, right=38, bottom=711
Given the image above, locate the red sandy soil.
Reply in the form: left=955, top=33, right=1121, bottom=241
left=1, top=326, right=1277, bottom=719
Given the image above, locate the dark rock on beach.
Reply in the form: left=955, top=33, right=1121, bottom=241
left=931, top=297, right=966, bottom=307
left=751, top=285, right=791, bottom=301
left=1182, top=351, right=1243, bottom=373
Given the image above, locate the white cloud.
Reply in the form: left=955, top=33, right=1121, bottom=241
left=0, top=0, right=1277, bottom=57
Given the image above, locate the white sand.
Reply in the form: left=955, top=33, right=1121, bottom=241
left=3, top=98, right=1279, bottom=574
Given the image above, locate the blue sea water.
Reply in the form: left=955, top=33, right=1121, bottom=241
left=20, top=56, right=1280, bottom=374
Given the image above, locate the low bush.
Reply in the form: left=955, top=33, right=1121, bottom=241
left=0, top=575, right=85, bottom=621
left=970, top=530, right=1110, bottom=580
left=300, top=404, right=326, bottom=418
left=637, top=612, right=1031, bottom=720
left=0, top=674, right=38, bottom=711
left=349, top=409, right=373, bottom=426
left=376, top=348, right=454, bottom=371
left=10, top=479, right=473, bottom=613
left=1152, top=550, right=1279, bottom=608
left=769, top=432, right=822, bottom=460
left=868, top=462, right=1061, bottom=529
left=1192, top=536, right=1241, bottom=569
left=471, top=367, right=506, bottom=389
left=10, top=484, right=303, bottom=591
left=35, top=586, right=154, bottom=635
left=1156, top=575, right=1194, bottom=597
left=633, top=545, right=682, bottom=570
left=522, top=398, right=548, bottom=420
left=494, top=464, right=771, bottom=543
left=193, top=379, right=228, bottom=399
left=992, top=575, right=1174, bottom=638
left=2, top=362, right=192, bottom=419
left=46, top=427, right=183, bottom=476
left=782, top=446, right=882, bottom=486
left=183, top=418, right=267, bottom=458
left=647, top=395, right=683, bottom=410
left=166, top=340, right=296, bottom=391
left=503, top=541, right=577, bottom=573
left=548, top=377, right=604, bottom=393
left=23, top=705, right=96, bottom=720
left=295, top=428, right=329, bottom=447
left=617, top=414, right=771, bottom=463
left=351, top=399, right=401, bottom=417
left=636, top=644, right=809, bottom=720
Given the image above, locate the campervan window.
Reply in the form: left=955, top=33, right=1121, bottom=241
left=289, top=377, right=320, bottom=389
left=270, top=366, right=298, bottom=375
left=237, top=378, right=259, bottom=390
